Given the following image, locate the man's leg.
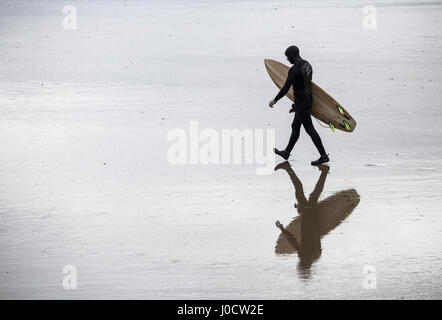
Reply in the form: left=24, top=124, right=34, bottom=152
left=285, top=113, right=302, bottom=154
left=274, top=113, right=302, bottom=160
left=298, top=108, right=326, bottom=156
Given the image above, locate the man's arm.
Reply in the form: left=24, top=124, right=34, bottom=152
left=274, top=71, right=294, bottom=102
left=269, top=70, right=294, bottom=108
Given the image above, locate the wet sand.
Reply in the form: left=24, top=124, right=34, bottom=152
left=0, top=0, right=441, bottom=299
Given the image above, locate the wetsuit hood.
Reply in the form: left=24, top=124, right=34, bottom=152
left=285, top=45, right=300, bottom=64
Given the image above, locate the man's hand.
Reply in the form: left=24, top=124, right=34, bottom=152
left=289, top=103, right=295, bottom=113
left=268, top=99, right=276, bottom=108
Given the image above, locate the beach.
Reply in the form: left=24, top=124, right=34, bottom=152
left=0, top=0, right=441, bottom=299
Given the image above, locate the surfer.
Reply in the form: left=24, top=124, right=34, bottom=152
left=269, top=46, right=329, bottom=165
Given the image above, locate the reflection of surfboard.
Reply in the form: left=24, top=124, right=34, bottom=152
left=275, top=189, right=360, bottom=254
left=264, top=59, right=357, bottom=132
left=314, top=189, right=360, bottom=235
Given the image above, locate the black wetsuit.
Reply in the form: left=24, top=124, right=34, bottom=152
left=274, top=57, right=326, bottom=156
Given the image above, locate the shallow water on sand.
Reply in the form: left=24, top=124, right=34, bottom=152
left=0, top=0, right=441, bottom=299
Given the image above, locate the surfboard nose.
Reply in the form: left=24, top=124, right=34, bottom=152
left=264, top=58, right=278, bottom=70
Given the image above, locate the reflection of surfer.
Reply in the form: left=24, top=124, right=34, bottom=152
left=274, top=161, right=360, bottom=278
left=268, top=45, right=329, bottom=165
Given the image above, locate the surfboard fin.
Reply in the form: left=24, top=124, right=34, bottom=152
left=343, top=121, right=350, bottom=131
left=337, top=105, right=345, bottom=115
left=329, top=123, right=335, bottom=132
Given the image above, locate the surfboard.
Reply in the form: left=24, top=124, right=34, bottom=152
left=264, top=59, right=357, bottom=132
